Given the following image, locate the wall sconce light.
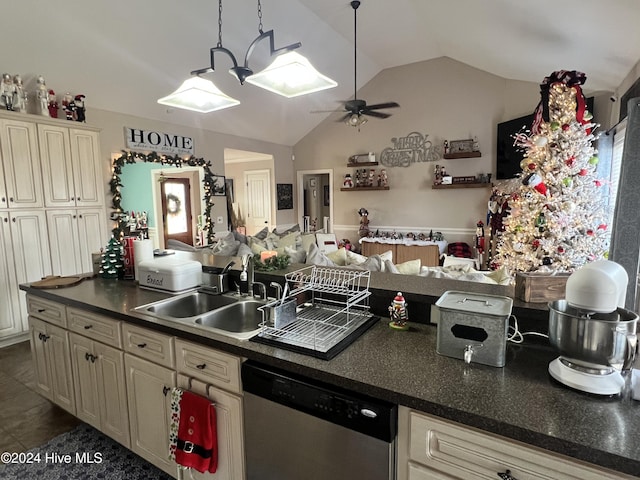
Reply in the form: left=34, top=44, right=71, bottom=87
left=158, top=0, right=337, bottom=113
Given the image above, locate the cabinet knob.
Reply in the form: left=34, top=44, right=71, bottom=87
left=37, top=308, right=46, bottom=313
left=76, top=197, right=80, bottom=201
left=162, top=386, right=170, bottom=396
left=196, top=363, right=206, bottom=370
left=84, top=324, right=93, bottom=330
left=9, top=197, right=13, bottom=203
left=12, top=217, right=16, bottom=223
left=137, top=343, right=147, bottom=349
left=3, top=217, right=7, bottom=223
left=497, top=470, right=518, bottom=480
left=1, top=196, right=5, bottom=202
left=78, top=214, right=83, bottom=219
left=41, top=333, right=50, bottom=342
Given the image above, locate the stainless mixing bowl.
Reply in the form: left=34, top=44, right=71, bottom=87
left=548, top=300, right=638, bottom=370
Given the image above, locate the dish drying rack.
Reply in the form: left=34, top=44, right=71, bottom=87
left=254, top=266, right=377, bottom=359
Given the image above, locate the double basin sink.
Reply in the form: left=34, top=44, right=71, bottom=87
left=133, top=289, right=267, bottom=340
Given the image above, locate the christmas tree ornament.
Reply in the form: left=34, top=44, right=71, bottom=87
left=522, top=172, right=548, bottom=195
left=534, top=136, right=548, bottom=147
left=579, top=168, right=588, bottom=176
left=562, top=124, right=570, bottom=131
left=598, top=224, right=607, bottom=231
left=542, top=257, right=553, bottom=266
left=595, top=180, right=603, bottom=187
left=563, top=177, right=572, bottom=186
left=528, top=162, right=537, bottom=170
left=588, top=156, right=599, bottom=165
left=532, top=239, right=541, bottom=248
left=550, top=121, right=560, bottom=131
left=565, top=156, right=575, bottom=167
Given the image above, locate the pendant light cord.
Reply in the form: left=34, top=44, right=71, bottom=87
left=257, top=0, right=264, bottom=34
left=217, top=0, right=223, bottom=48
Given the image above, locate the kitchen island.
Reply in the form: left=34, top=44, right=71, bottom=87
left=20, top=273, right=640, bottom=478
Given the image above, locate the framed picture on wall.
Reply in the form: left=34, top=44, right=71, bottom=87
left=212, top=175, right=226, bottom=196
left=277, top=183, right=293, bottom=210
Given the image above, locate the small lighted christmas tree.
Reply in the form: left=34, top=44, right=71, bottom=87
left=494, top=71, right=610, bottom=275
left=99, top=236, right=124, bottom=279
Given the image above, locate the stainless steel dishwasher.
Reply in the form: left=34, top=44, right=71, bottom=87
left=242, top=361, right=397, bottom=480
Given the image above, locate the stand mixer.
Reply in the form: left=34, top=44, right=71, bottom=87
left=548, top=260, right=638, bottom=395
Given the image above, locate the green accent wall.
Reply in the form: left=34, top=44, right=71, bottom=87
left=120, top=163, right=178, bottom=227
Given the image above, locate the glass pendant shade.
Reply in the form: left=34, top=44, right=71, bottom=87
left=245, top=51, right=337, bottom=98
left=157, top=76, right=240, bottom=113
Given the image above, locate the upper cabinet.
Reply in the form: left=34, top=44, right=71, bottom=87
left=38, top=124, right=103, bottom=208
left=0, top=119, right=43, bottom=209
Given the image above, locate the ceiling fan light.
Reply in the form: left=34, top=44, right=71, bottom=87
left=157, top=76, right=240, bottom=113
left=346, top=113, right=367, bottom=127
left=246, top=51, right=337, bottom=98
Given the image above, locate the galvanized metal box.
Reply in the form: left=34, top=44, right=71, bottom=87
left=435, top=291, right=513, bottom=367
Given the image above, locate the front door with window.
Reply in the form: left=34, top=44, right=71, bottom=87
left=161, top=178, right=193, bottom=246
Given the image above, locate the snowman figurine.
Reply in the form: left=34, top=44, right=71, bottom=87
left=389, top=292, right=409, bottom=330
left=343, top=173, right=354, bottom=188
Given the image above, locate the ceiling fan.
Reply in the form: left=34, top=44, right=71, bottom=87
left=313, top=0, right=399, bottom=127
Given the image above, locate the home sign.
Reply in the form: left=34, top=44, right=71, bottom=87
left=380, top=131, right=441, bottom=167
left=125, top=127, right=194, bottom=155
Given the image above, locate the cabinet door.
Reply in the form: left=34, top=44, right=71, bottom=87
left=37, top=124, right=75, bottom=207
left=0, top=119, right=43, bottom=208
left=47, top=323, right=76, bottom=415
left=125, top=353, right=177, bottom=478
left=46, top=209, right=82, bottom=276
left=28, top=316, right=53, bottom=401
left=69, top=129, right=102, bottom=207
left=176, top=374, right=245, bottom=480
left=9, top=210, right=52, bottom=331
left=0, top=215, right=20, bottom=338
left=362, top=242, right=396, bottom=258
left=95, top=341, right=130, bottom=448
left=70, top=332, right=100, bottom=427
left=77, top=208, right=107, bottom=273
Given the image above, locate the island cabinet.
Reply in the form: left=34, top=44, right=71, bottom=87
left=67, top=306, right=129, bottom=448
left=174, top=339, right=246, bottom=480
left=27, top=299, right=75, bottom=415
left=397, top=407, right=634, bottom=480
left=123, top=324, right=177, bottom=478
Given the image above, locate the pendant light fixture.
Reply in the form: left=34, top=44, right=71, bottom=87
left=158, top=0, right=336, bottom=112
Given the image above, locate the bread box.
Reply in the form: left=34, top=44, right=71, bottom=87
left=435, top=291, right=513, bottom=367
left=137, top=257, right=202, bottom=293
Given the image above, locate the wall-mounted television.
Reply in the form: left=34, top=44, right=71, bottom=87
left=496, top=97, right=594, bottom=180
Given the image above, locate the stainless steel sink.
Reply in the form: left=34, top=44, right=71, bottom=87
left=132, top=290, right=266, bottom=340
left=141, top=291, right=238, bottom=318
left=195, top=301, right=265, bottom=335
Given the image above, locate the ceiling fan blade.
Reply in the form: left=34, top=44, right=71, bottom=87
left=337, top=113, right=352, bottom=123
left=364, top=110, right=391, bottom=119
left=310, top=109, right=345, bottom=113
left=365, top=102, right=400, bottom=110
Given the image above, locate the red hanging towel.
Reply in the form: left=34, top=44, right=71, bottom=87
left=169, top=387, right=218, bottom=474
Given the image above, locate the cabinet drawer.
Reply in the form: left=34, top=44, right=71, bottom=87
left=407, top=410, right=630, bottom=480
left=27, top=296, right=67, bottom=327
left=67, top=307, right=122, bottom=348
left=175, top=339, right=241, bottom=394
left=122, top=323, right=175, bottom=369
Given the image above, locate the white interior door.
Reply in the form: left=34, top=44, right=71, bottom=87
left=244, top=169, right=271, bottom=235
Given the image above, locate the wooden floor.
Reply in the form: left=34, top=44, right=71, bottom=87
left=0, top=341, right=81, bottom=458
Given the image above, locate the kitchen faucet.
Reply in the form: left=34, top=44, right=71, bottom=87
left=241, top=254, right=254, bottom=296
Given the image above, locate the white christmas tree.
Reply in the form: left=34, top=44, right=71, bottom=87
left=493, top=71, right=610, bottom=275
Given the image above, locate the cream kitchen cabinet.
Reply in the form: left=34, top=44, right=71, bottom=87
left=0, top=118, right=43, bottom=209
left=397, top=406, right=635, bottom=480
left=38, top=124, right=103, bottom=208
left=47, top=208, right=107, bottom=276
left=0, top=210, right=52, bottom=343
left=174, top=339, right=245, bottom=480
left=28, top=316, right=75, bottom=415
left=69, top=332, right=130, bottom=448
left=125, top=351, right=178, bottom=478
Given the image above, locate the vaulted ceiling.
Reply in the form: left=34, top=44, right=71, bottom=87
left=3, top=0, right=639, bottom=146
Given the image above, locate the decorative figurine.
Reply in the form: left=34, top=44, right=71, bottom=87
left=357, top=207, right=370, bottom=238
left=74, top=94, right=86, bottom=122
left=343, top=173, right=353, bottom=188
left=380, top=169, right=388, bottom=187
left=36, top=75, right=49, bottom=116
left=12, top=75, right=27, bottom=112
left=389, top=292, right=409, bottom=330
left=443, top=140, right=449, bottom=155
left=368, top=168, right=376, bottom=187
left=48, top=90, right=59, bottom=118
left=0, top=73, right=16, bottom=111
left=62, top=92, right=76, bottom=120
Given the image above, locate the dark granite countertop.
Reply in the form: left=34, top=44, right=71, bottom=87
left=20, top=277, right=640, bottom=478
